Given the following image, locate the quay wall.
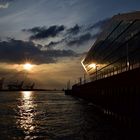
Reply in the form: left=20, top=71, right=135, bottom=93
left=71, top=68, right=140, bottom=126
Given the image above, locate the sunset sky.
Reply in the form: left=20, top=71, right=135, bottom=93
left=0, top=0, right=140, bottom=89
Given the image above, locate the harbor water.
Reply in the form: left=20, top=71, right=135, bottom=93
left=0, top=91, right=135, bottom=140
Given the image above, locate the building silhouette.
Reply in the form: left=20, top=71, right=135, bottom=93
left=67, top=11, right=140, bottom=127
left=82, top=11, right=140, bottom=80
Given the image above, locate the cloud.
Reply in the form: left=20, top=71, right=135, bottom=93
left=0, top=0, right=14, bottom=9
left=65, top=19, right=110, bottom=47
left=44, top=33, right=95, bottom=49
left=23, top=25, right=65, bottom=40
left=0, top=2, right=9, bottom=8
left=67, top=33, right=99, bottom=47
left=22, top=19, right=109, bottom=49
left=22, top=24, right=82, bottom=41
left=66, top=24, right=81, bottom=35
left=0, top=39, right=77, bottom=64
left=22, top=26, right=46, bottom=34
left=43, top=32, right=99, bottom=49
left=44, top=40, right=63, bottom=49
left=87, top=18, right=110, bottom=30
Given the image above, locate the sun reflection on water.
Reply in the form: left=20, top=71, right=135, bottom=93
left=22, top=91, right=32, bottom=100
left=17, top=91, right=36, bottom=135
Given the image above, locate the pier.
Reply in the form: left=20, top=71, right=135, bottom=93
left=70, top=66, right=140, bottom=127
left=65, top=11, right=140, bottom=127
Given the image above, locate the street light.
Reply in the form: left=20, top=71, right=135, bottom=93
left=95, top=65, right=98, bottom=80
left=88, top=63, right=96, bottom=69
left=125, top=34, right=132, bottom=71
left=126, top=42, right=130, bottom=70
left=88, top=63, right=98, bottom=80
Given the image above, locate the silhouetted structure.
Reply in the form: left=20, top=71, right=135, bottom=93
left=6, top=81, right=35, bottom=91
left=66, top=11, right=140, bottom=127
left=0, top=78, right=4, bottom=90
left=7, top=81, right=24, bottom=90
left=23, top=82, right=35, bottom=90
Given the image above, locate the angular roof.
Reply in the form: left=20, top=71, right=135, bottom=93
left=83, top=11, right=140, bottom=64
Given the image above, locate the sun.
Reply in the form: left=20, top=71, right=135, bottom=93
left=23, top=63, right=33, bottom=71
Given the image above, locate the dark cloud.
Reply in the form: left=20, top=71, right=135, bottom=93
left=23, top=25, right=65, bottom=40
left=44, top=32, right=100, bottom=49
left=22, top=19, right=109, bottom=48
left=44, top=41, right=61, bottom=49
left=65, top=19, right=110, bottom=47
left=44, top=38, right=66, bottom=49
left=43, top=49, right=77, bottom=57
left=67, top=33, right=99, bottom=47
left=87, top=18, right=110, bottom=30
left=67, top=24, right=81, bottom=35
left=0, top=39, right=77, bottom=64
left=22, top=26, right=46, bottom=34
left=23, top=24, right=82, bottom=41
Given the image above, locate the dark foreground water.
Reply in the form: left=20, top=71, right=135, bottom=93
left=0, top=91, right=134, bottom=140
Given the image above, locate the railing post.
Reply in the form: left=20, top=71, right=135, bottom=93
left=113, top=67, right=114, bottom=75
left=96, top=66, right=98, bottom=80
left=83, top=74, right=86, bottom=84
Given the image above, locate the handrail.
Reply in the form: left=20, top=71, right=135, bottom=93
left=75, top=60, right=140, bottom=86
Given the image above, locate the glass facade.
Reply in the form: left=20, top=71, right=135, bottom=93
left=82, top=12, right=140, bottom=80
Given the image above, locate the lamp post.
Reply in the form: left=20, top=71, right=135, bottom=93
left=96, top=65, right=98, bottom=80
left=83, top=73, right=86, bottom=84
left=125, top=35, right=131, bottom=71
left=88, top=63, right=98, bottom=81
left=126, top=42, right=129, bottom=70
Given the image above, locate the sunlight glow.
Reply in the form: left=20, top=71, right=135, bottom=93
left=22, top=91, right=32, bottom=100
left=88, top=63, right=97, bottom=69
left=23, top=63, right=33, bottom=71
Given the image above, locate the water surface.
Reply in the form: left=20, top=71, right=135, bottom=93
left=0, top=91, right=133, bottom=140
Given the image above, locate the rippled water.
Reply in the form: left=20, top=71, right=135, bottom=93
left=0, top=91, right=134, bottom=140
